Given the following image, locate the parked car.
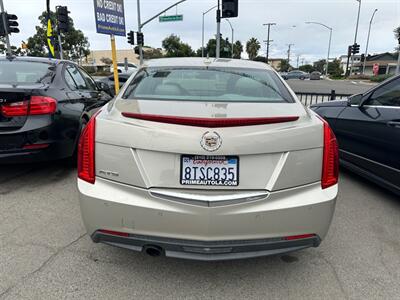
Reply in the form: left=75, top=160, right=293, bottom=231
left=0, top=56, right=112, bottom=164
left=311, top=74, right=400, bottom=195
left=282, top=70, right=310, bottom=80
left=96, top=73, right=135, bottom=96
left=310, top=71, right=322, bottom=80
left=117, top=62, right=137, bottom=74
left=78, top=58, right=338, bottom=261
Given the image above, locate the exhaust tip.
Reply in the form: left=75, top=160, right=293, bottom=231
left=143, top=245, right=163, bottom=257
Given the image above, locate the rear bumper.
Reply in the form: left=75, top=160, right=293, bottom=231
left=92, top=231, right=321, bottom=261
left=0, top=123, right=76, bottom=164
left=78, top=177, right=337, bottom=260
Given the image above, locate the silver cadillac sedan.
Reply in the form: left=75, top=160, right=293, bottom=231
left=78, top=58, right=338, bottom=261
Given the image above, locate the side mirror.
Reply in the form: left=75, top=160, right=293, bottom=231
left=348, top=94, right=363, bottom=106
left=96, top=81, right=112, bottom=95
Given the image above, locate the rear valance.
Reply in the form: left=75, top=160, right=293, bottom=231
left=121, top=113, right=299, bottom=128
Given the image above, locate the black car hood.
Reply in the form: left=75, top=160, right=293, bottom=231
left=310, top=99, right=349, bottom=108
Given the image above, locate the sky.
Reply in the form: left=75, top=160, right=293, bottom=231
left=3, top=0, right=400, bottom=65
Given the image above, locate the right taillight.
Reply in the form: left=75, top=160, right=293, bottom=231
left=321, top=118, right=339, bottom=189
left=78, top=112, right=100, bottom=184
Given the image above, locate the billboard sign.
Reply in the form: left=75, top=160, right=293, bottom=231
left=93, top=0, right=126, bottom=36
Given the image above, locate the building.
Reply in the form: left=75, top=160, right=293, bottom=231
left=85, top=49, right=140, bottom=68
left=339, top=54, right=361, bottom=74
left=267, top=58, right=285, bottom=71
left=354, top=52, right=399, bottom=75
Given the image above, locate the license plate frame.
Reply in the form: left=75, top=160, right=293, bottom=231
left=180, top=155, right=239, bottom=186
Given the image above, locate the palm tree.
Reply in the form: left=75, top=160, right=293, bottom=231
left=246, top=38, right=261, bottom=60
left=233, top=41, right=243, bottom=59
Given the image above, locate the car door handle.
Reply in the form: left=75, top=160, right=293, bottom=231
left=387, top=121, right=400, bottom=128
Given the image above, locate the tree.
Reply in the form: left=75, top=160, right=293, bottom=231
left=143, top=48, right=164, bottom=59
left=246, top=38, right=260, bottom=60
left=0, top=37, right=26, bottom=56
left=25, top=11, right=90, bottom=60
left=279, top=59, right=291, bottom=72
left=313, top=59, right=326, bottom=73
left=299, top=64, right=314, bottom=73
left=395, top=26, right=400, bottom=50
left=233, top=40, right=243, bottom=59
left=201, top=35, right=232, bottom=58
left=327, top=58, right=343, bottom=76
left=100, top=57, right=112, bottom=65
left=162, top=34, right=195, bottom=57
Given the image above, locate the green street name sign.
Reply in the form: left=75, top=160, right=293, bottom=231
left=159, top=15, right=183, bottom=22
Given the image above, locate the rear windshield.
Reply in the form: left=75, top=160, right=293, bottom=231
left=122, top=67, right=294, bottom=103
left=0, top=61, right=55, bottom=85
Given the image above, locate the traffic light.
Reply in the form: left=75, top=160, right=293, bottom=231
left=361, top=54, right=365, bottom=62
left=352, top=43, right=360, bottom=54
left=56, top=6, right=69, bottom=33
left=0, top=12, right=19, bottom=36
left=127, top=31, right=134, bottom=45
left=348, top=45, right=352, bottom=57
left=136, top=32, right=144, bottom=46
left=222, top=0, right=239, bottom=18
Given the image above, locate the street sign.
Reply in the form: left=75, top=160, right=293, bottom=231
left=159, top=15, right=183, bottom=22
left=93, top=0, right=126, bottom=36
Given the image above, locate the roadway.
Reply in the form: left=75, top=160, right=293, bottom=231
left=0, top=162, right=399, bottom=299
left=287, top=79, right=377, bottom=95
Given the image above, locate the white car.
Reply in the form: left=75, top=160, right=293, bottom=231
left=78, top=58, right=338, bottom=261
left=117, top=62, right=137, bottom=74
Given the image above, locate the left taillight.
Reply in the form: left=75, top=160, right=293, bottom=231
left=78, top=111, right=100, bottom=184
left=0, top=96, right=57, bottom=117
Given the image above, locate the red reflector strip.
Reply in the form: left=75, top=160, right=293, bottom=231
left=98, top=229, right=129, bottom=237
left=121, top=113, right=299, bottom=128
left=283, top=234, right=316, bottom=241
left=22, top=143, right=50, bottom=150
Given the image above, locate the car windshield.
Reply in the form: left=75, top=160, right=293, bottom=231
left=122, top=67, right=294, bottom=103
left=0, top=60, right=55, bottom=85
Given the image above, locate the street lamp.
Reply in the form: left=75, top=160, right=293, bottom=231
left=225, top=19, right=234, bottom=58
left=362, top=9, right=378, bottom=74
left=202, top=5, right=218, bottom=58
left=350, top=0, right=362, bottom=75
left=306, top=21, right=333, bottom=77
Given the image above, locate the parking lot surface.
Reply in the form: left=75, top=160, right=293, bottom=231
left=0, top=162, right=399, bottom=299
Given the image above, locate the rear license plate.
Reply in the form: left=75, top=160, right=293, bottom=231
left=180, top=155, right=239, bottom=186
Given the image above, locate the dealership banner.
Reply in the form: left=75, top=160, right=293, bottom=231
left=93, top=0, right=126, bottom=36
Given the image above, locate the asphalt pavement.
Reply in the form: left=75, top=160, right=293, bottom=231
left=287, top=79, right=377, bottom=95
left=0, top=162, right=399, bottom=299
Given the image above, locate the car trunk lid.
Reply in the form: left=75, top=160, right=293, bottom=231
left=94, top=99, right=323, bottom=192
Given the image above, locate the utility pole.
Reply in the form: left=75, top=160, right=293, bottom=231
left=136, top=0, right=187, bottom=64
left=0, top=0, right=11, bottom=56
left=225, top=19, right=234, bottom=58
left=362, top=9, right=378, bottom=74
left=137, top=0, right=143, bottom=65
left=287, top=44, right=294, bottom=67
left=396, top=37, right=400, bottom=75
left=296, top=55, right=300, bottom=68
left=216, top=0, right=221, bottom=59
left=350, top=0, right=362, bottom=75
left=202, top=5, right=217, bottom=58
left=263, top=23, right=276, bottom=64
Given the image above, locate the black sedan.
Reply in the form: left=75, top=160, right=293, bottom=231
left=96, top=73, right=134, bottom=96
left=311, top=75, right=400, bottom=195
left=0, top=56, right=112, bottom=164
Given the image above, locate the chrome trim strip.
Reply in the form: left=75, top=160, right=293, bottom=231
left=149, top=189, right=269, bottom=207
left=340, top=149, right=400, bottom=173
